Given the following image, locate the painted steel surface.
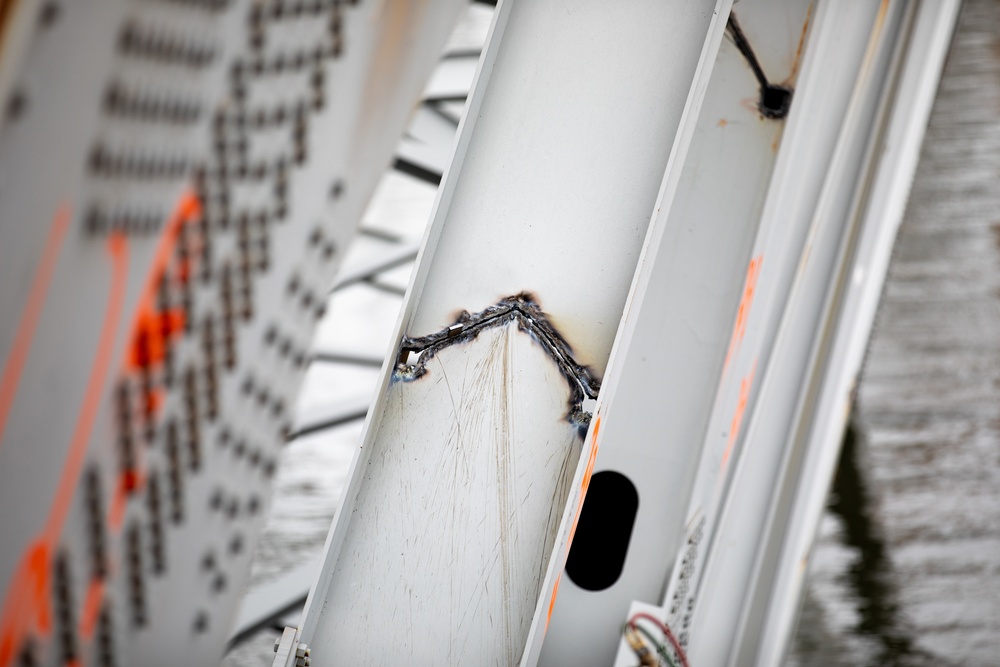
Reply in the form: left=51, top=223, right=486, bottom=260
left=300, top=0, right=730, bottom=663
left=0, top=1, right=463, bottom=665
left=537, top=2, right=814, bottom=664
left=752, top=1, right=962, bottom=661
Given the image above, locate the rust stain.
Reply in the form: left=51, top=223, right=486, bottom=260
left=787, top=3, right=815, bottom=84
left=718, top=118, right=729, bottom=128
left=0, top=0, right=23, bottom=54
left=353, top=0, right=429, bottom=158
left=877, top=0, right=891, bottom=30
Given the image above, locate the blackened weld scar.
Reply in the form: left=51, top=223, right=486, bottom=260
left=394, top=293, right=600, bottom=433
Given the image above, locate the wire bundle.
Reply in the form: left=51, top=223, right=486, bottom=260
left=623, top=613, right=689, bottom=667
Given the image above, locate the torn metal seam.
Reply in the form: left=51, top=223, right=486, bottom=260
left=394, top=293, right=600, bottom=427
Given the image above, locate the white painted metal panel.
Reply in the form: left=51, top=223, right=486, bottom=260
left=300, top=0, right=731, bottom=663
left=622, top=5, right=900, bottom=664
left=685, top=4, right=918, bottom=664
left=535, top=2, right=813, bottom=665
left=502, top=1, right=948, bottom=665
left=0, top=1, right=464, bottom=665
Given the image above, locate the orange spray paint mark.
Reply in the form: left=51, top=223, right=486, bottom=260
left=111, top=191, right=199, bottom=523
left=50, top=235, right=128, bottom=536
left=0, top=205, right=72, bottom=452
left=78, top=579, right=105, bottom=640
left=721, top=361, right=757, bottom=468
left=545, top=574, right=562, bottom=631
left=570, top=417, right=601, bottom=545
left=0, top=234, right=129, bottom=667
left=108, top=468, right=146, bottom=533
left=546, top=417, right=601, bottom=630
left=124, top=191, right=200, bottom=374
left=723, top=256, right=763, bottom=374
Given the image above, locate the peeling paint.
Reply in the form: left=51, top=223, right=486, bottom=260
left=395, top=293, right=601, bottom=432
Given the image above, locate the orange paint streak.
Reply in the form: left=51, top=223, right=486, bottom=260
left=48, top=235, right=128, bottom=537
left=723, top=256, right=763, bottom=374
left=0, top=235, right=128, bottom=667
left=570, top=417, right=601, bottom=545
left=0, top=205, right=71, bottom=452
left=78, top=579, right=105, bottom=640
left=545, top=574, right=562, bottom=631
left=109, top=468, right=146, bottom=532
left=124, top=191, right=199, bottom=374
left=721, top=361, right=757, bottom=468
left=109, top=192, right=199, bottom=529
left=545, top=417, right=602, bottom=630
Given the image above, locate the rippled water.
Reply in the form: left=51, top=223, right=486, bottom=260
left=225, top=2, right=1000, bottom=664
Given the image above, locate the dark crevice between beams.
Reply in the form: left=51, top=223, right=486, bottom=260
left=727, top=15, right=793, bottom=120
left=392, top=156, right=442, bottom=186
left=394, top=293, right=600, bottom=434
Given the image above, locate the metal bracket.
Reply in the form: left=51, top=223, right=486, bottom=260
left=272, top=627, right=311, bottom=667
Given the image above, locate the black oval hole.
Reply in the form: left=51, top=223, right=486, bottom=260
left=565, top=470, right=639, bottom=591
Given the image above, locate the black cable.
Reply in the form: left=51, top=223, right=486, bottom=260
left=727, top=15, right=770, bottom=90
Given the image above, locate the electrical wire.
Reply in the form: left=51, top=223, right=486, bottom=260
left=622, top=624, right=657, bottom=667
left=627, top=613, right=690, bottom=667
left=631, top=623, right=677, bottom=667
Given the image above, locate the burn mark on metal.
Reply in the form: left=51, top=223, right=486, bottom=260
left=727, top=15, right=793, bottom=120
left=395, top=293, right=600, bottom=431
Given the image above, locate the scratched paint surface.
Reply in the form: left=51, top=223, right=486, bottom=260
left=315, top=326, right=580, bottom=664
left=301, top=0, right=730, bottom=663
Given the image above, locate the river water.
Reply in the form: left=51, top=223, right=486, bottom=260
left=225, top=2, right=1000, bottom=664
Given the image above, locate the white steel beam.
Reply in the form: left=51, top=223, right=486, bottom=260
left=528, top=0, right=961, bottom=664
left=298, top=0, right=733, bottom=664
left=684, top=3, right=960, bottom=665
left=740, top=2, right=961, bottom=663
left=485, top=0, right=956, bottom=665
left=533, top=1, right=815, bottom=664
